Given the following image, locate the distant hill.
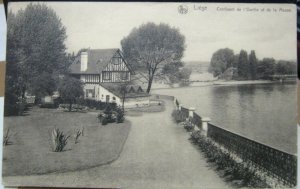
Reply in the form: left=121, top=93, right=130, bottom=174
left=184, top=61, right=210, bottom=73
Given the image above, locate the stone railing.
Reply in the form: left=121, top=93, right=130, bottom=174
left=173, top=96, right=297, bottom=187
left=207, top=123, right=297, bottom=187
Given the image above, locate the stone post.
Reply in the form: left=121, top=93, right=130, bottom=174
left=202, top=117, right=211, bottom=136
left=189, top=107, right=200, bottom=131
left=178, top=104, right=182, bottom=111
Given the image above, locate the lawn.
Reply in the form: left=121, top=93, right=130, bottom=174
left=3, top=107, right=131, bottom=176
left=126, top=100, right=165, bottom=117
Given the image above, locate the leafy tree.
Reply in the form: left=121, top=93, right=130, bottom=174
left=237, top=50, right=249, bottom=79
left=161, top=61, right=183, bottom=84
left=275, top=60, right=296, bottom=75
left=5, top=3, right=67, bottom=110
left=121, top=22, right=185, bottom=93
left=257, top=58, right=275, bottom=79
left=58, top=77, right=84, bottom=111
left=29, top=72, right=57, bottom=103
left=249, top=50, right=258, bottom=80
left=118, top=81, right=132, bottom=111
left=178, top=67, right=192, bottom=83
left=208, top=48, right=234, bottom=77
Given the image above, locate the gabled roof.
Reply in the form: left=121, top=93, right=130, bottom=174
left=69, top=48, right=120, bottom=74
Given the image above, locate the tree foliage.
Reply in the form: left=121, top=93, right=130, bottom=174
left=257, top=58, right=275, bottom=79
left=5, top=3, right=67, bottom=112
left=249, top=50, right=258, bottom=80
left=58, top=77, right=84, bottom=111
left=121, top=22, right=185, bottom=93
left=237, top=50, right=249, bottom=79
left=275, top=60, right=296, bottom=75
left=208, top=48, right=234, bottom=77
left=209, top=48, right=295, bottom=80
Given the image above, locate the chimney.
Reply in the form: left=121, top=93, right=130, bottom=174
left=80, top=51, right=88, bottom=72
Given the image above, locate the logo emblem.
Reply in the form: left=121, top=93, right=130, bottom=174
left=178, top=5, right=188, bottom=14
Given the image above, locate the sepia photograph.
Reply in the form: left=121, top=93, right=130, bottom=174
left=2, top=2, right=297, bottom=188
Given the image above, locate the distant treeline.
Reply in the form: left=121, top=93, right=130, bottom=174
left=208, top=48, right=297, bottom=80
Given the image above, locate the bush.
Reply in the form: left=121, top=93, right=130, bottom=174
left=114, top=106, right=125, bottom=123
left=74, top=127, right=84, bottom=144
left=183, top=119, right=194, bottom=131
left=191, top=131, right=270, bottom=188
left=98, top=104, right=118, bottom=125
left=50, top=128, right=70, bottom=152
left=101, top=117, right=108, bottom=125
left=171, top=110, right=186, bottom=123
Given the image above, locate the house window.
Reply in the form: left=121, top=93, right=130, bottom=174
left=121, top=72, right=128, bottom=80
left=86, top=89, right=95, bottom=98
left=103, top=72, right=111, bottom=80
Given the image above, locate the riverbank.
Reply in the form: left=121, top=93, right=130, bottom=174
left=151, top=79, right=280, bottom=90
left=213, top=80, right=275, bottom=85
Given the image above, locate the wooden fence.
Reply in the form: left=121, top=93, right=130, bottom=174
left=207, top=123, right=297, bottom=187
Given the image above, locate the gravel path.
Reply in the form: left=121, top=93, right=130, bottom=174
left=4, top=100, right=230, bottom=189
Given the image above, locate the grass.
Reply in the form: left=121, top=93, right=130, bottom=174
left=3, top=107, right=131, bottom=176
left=126, top=100, right=165, bottom=115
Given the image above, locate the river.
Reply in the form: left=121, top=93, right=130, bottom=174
left=152, top=83, right=297, bottom=154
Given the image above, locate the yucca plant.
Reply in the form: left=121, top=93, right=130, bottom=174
left=51, top=128, right=70, bottom=152
left=3, top=128, right=12, bottom=146
left=74, top=127, right=84, bottom=144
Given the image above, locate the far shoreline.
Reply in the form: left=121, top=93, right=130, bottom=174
left=151, top=79, right=295, bottom=91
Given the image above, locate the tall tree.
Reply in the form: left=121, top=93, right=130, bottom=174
left=208, top=48, right=234, bottom=77
left=6, top=3, right=67, bottom=101
left=275, top=60, right=297, bottom=75
left=58, top=77, right=84, bottom=111
left=249, top=50, right=258, bottom=80
left=121, top=22, right=185, bottom=93
left=237, top=50, right=249, bottom=79
left=257, top=58, right=275, bottom=79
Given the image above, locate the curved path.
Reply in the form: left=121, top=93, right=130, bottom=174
left=4, top=100, right=230, bottom=188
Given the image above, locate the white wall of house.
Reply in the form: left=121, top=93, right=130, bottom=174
left=98, top=85, right=122, bottom=105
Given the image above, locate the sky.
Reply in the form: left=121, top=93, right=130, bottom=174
left=9, top=2, right=297, bottom=62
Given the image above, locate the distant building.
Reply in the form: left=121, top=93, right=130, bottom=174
left=69, top=48, right=149, bottom=107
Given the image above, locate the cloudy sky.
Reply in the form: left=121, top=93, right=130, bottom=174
left=9, top=2, right=296, bottom=62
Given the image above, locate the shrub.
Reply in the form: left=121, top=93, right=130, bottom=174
left=191, top=132, right=270, bottom=188
left=183, top=119, right=194, bottom=131
left=51, top=128, right=70, bottom=152
left=171, top=110, right=186, bottom=123
left=102, top=117, right=108, bottom=125
left=74, top=127, right=84, bottom=144
left=114, top=106, right=125, bottom=123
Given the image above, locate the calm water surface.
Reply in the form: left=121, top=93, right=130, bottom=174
left=152, top=83, right=297, bottom=154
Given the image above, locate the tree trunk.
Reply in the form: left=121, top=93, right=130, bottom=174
left=122, top=96, right=125, bottom=112
left=146, top=77, right=153, bottom=93
left=69, top=100, right=72, bottom=112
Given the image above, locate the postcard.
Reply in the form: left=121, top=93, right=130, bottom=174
left=2, top=2, right=297, bottom=188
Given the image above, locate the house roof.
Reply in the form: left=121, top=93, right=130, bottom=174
left=100, top=83, right=150, bottom=98
left=69, top=48, right=120, bottom=74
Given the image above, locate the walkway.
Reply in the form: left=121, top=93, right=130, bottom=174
left=4, top=100, right=230, bottom=188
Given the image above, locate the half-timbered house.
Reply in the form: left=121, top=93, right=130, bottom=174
left=69, top=48, right=149, bottom=107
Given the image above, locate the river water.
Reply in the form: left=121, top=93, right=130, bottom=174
left=152, top=83, right=297, bottom=154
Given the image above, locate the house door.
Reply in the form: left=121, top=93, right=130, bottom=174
left=106, top=95, right=110, bottom=103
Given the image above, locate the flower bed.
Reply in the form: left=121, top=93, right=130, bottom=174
left=190, top=130, right=270, bottom=188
